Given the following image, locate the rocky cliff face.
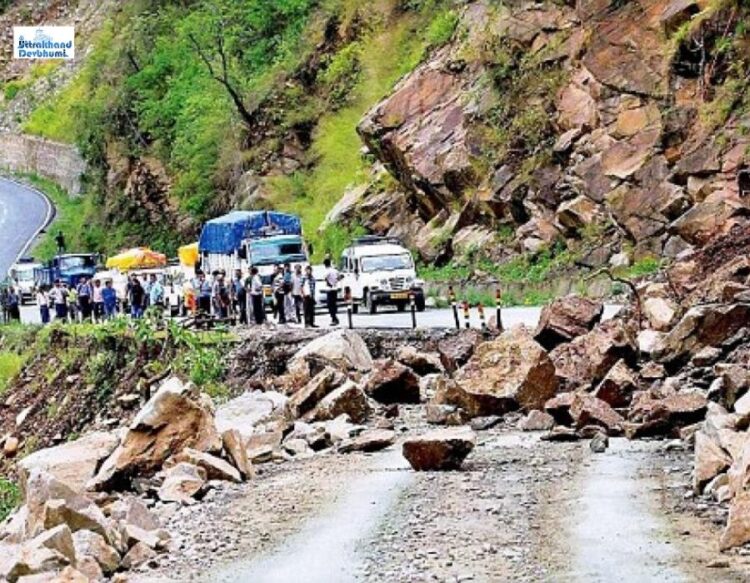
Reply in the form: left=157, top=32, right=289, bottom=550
left=345, top=0, right=750, bottom=266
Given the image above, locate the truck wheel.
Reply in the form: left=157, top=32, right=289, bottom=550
left=397, top=302, right=406, bottom=312
left=415, top=294, right=426, bottom=312
left=352, top=302, right=359, bottom=314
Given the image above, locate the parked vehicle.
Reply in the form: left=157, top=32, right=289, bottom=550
left=339, top=236, right=425, bottom=314
left=199, top=210, right=308, bottom=307
left=35, top=253, right=99, bottom=289
left=9, top=258, right=42, bottom=304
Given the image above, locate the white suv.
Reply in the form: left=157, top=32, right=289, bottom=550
left=340, top=237, right=426, bottom=314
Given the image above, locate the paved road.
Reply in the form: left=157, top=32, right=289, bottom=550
left=0, top=177, right=52, bottom=276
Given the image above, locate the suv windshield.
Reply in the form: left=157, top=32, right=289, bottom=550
left=250, top=241, right=305, bottom=265
left=59, top=256, right=95, bottom=272
left=360, top=253, right=413, bottom=272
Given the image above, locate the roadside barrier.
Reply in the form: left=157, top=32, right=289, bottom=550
left=478, top=303, right=487, bottom=331
left=409, top=292, right=417, bottom=329
left=449, top=285, right=460, bottom=330
left=463, top=300, right=470, bottom=329
left=496, top=286, right=503, bottom=332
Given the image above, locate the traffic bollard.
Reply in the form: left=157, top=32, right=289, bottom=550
left=463, top=300, right=470, bottom=329
left=410, top=292, right=417, bottom=329
left=450, top=285, right=460, bottom=329
left=495, top=287, right=503, bottom=332
left=478, top=302, right=487, bottom=331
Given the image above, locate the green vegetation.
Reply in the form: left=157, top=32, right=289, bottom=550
left=0, top=351, right=25, bottom=394
left=617, top=256, right=663, bottom=279
left=0, top=478, right=20, bottom=522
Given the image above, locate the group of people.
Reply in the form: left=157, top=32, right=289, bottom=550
left=190, top=258, right=342, bottom=328
left=31, top=273, right=166, bottom=324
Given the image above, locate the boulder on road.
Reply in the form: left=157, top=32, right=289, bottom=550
left=72, top=529, right=120, bottom=574
left=534, top=296, right=604, bottom=350
left=551, top=318, right=637, bottom=391
left=172, top=448, right=242, bottom=483
left=693, top=431, right=731, bottom=493
left=27, top=524, right=76, bottom=564
left=338, top=429, right=396, bottom=453
left=437, top=329, right=483, bottom=373
left=544, top=393, right=576, bottom=425
left=720, top=492, right=750, bottom=551
left=3, top=546, right=70, bottom=582
left=402, top=428, right=476, bottom=471
left=17, top=432, right=119, bottom=497
left=653, top=303, right=750, bottom=367
left=570, top=395, right=624, bottom=434
left=592, top=359, right=638, bottom=408
left=425, top=404, right=469, bottom=426
left=310, top=381, right=372, bottom=424
left=221, top=429, right=253, bottom=480
left=519, top=410, right=555, bottom=432
left=286, top=368, right=345, bottom=419
left=363, top=360, right=420, bottom=405
left=289, top=329, right=373, bottom=372
left=448, top=327, right=558, bottom=416
left=215, top=391, right=287, bottom=440
left=156, top=462, right=206, bottom=505
left=394, top=345, right=444, bottom=376
left=89, top=377, right=221, bottom=491
left=628, top=392, right=708, bottom=436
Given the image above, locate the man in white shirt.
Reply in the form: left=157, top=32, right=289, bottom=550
left=323, top=258, right=340, bottom=326
left=49, top=280, right=67, bottom=321
left=249, top=267, right=265, bottom=325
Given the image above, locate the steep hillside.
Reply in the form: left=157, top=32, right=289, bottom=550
left=9, top=0, right=750, bottom=277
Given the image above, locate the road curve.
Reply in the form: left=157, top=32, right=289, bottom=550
left=0, top=177, right=53, bottom=278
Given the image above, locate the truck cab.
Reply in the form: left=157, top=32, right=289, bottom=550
left=245, top=234, right=308, bottom=304
left=8, top=258, right=42, bottom=304
left=35, top=253, right=99, bottom=289
left=340, top=237, right=425, bottom=314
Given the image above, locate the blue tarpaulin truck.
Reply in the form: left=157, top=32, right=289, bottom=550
left=198, top=211, right=308, bottom=298
left=34, top=253, right=99, bottom=288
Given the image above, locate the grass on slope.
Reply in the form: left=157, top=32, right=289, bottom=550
left=267, top=8, right=441, bottom=259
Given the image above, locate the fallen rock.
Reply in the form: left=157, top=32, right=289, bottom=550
left=27, top=524, right=76, bottom=564
left=469, top=416, right=502, bottom=431
left=541, top=426, right=580, bottom=442
left=72, top=529, right=120, bottom=574
left=629, top=392, right=708, bottom=436
left=518, top=410, right=555, bottom=432
left=18, top=432, right=119, bottom=496
left=338, top=429, right=396, bottom=453
left=394, top=345, right=443, bottom=375
left=310, top=381, right=372, bottom=424
left=551, top=318, right=637, bottom=391
left=286, top=368, right=344, bottom=419
left=363, top=360, right=420, bottom=405
left=693, top=431, right=731, bottom=493
left=425, top=404, right=469, bottom=426
left=534, top=296, right=604, bottom=350
left=402, top=428, right=476, bottom=471
left=120, top=541, right=157, bottom=569
left=590, top=432, right=609, bottom=453
left=172, top=448, right=242, bottom=483
left=290, top=329, right=373, bottom=372
left=3, top=436, right=19, bottom=457
left=221, top=429, right=253, bottom=480
left=4, top=546, right=69, bottom=582
left=215, top=391, right=287, bottom=439
left=592, top=359, right=638, bottom=408
left=437, top=329, right=483, bottom=373
left=720, top=492, right=750, bottom=551
left=89, top=377, right=221, bottom=491
left=570, top=395, right=624, bottom=434
left=447, top=327, right=558, bottom=416
left=653, top=303, right=750, bottom=367
left=544, top=393, right=577, bottom=426
left=156, top=462, right=206, bottom=505
left=107, top=497, right=160, bottom=532
left=642, top=296, right=678, bottom=332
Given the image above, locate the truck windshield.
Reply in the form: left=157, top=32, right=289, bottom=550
left=250, top=242, right=305, bottom=265
left=361, top=253, right=413, bottom=272
left=59, top=256, right=95, bottom=272
left=14, top=268, right=35, bottom=281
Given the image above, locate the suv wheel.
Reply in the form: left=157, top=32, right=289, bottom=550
left=364, top=291, right=377, bottom=314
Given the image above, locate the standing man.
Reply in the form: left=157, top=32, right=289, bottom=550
left=212, top=271, right=230, bottom=319
left=148, top=274, right=165, bottom=316
left=323, top=258, right=340, bottom=326
left=92, top=278, right=104, bottom=322
left=249, top=267, right=265, bottom=324
left=232, top=269, right=247, bottom=324
left=55, top=230, right=66, bottom=254
left=283, top=263, right=296, bottom=323
left=302, top=265, right=317, bottom=328
left=272, top=265, right=286, bottom=324
left=76, top=277, right=93, bottom=321
left=67, top=284, right=78, bottom=322
left=129, top=277, right=145, bottom=319
left=102, top=279, right=118, bottom=319
left=292, top=264, right=304, bottom=324
left=6, top=287, right=20, bottom=321
left=49, top=280, right=67, bottom=321
left=195, top=271, right=212, bottom=316
left=37, top=286, right=51, bottom=324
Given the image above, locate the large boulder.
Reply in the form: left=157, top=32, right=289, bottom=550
left=289, top=329, right=373, bottom=372
left=172, top=448, right=242, bottom=483
left=362, top=360, right=420, bottom=405
left=550, top=318, right=637, bottom=391
left=338, top=429, right=396, bottom=453
left=157, top=462, right=206, bottom=505
left=445, top=327, right=558, bottom=416
left=215, top=391, right=287, bottom=440
left=286, top=368, right=345, bottom=419
left=88, top=377, right=221, bottom=491
left=437, top=329, right=483, bottom=373
left=72, top=530, right=120, bottom=574
left=17, top=432, right=119, bottom=497
left=627, top=392, right=708, bottom=437
left=569, top=395, right=625, bottom=434
left=652, top=303, right=750, bottom=367
left=720, top=492, right=750, bottom=551
left=402, top=428, right=476, bottom=471
left=534, top=295, right=604, bottom=350
left=592, top=359, right=638, bottom=408
left=310, top=381, right=372, bottom=424
left=693, top=431, right=731, bottom=493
